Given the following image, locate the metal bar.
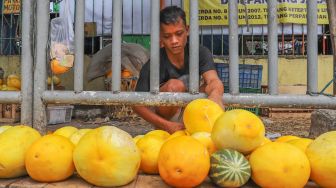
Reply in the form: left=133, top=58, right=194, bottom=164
left=268, top=0, right=278, bottom=95
left=74, top=0, right=85, bottom=92
left=307, top=0, right=318, bottom=94
left=43, top=91, right=336, bottom=109
left=322, top=25, right=326, bottom=55
left=112, top=0, right=122, bottom=93
left=292, top=23, right=295, bottom=55
left=34, top=0, right=49, bottom=134
left=189, top=0, right=199, bottom=94
left=326, top=0, right=336, bottom=95
left=229, top=0, right=239, bottom=94
left=281, top=24, right=284, bottom=55
left=0, top=92, right=21, bottom=103
left=302, top=24, right=305, bottom=55
left=150, top=0, right=160, bottom=93
left=20, top=0, right=35, bottom=125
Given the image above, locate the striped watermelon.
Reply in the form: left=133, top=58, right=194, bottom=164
left=209, top=149, right=251, bottom=187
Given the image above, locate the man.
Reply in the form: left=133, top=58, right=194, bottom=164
left=132, top=6, right=224, bottom=134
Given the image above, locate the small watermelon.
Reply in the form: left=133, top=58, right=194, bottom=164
left=209, top=149, right=251, bottom=187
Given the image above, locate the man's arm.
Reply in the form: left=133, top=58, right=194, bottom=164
left=132, top=106, right=184, bottom=134
left=202, top=70, right=224, bottom=108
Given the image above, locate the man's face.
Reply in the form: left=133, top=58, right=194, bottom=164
left=160, top=18, right=189, bottom=55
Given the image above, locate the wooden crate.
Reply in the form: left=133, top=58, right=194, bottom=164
left=0, top=104, right=20, bottom=123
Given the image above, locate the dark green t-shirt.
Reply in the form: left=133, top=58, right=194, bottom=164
left=135, top=45, right=215, bottom=91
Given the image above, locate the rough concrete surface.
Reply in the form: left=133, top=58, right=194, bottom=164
left=310, top=109, right=336, bottom=138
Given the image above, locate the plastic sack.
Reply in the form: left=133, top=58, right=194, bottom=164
left=49, top=0, right=74, bottom=72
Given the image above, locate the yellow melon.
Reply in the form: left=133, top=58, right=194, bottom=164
left=0, top=85, right=20, bottom=91
left=183, top=99, right=224, bottom=134
left=73, top=126, right=141, bottom=187
left=69, top=129, right=92, bottom=145
left=0, top=125, right=41, bottom=178
left=166, top=130, right=188, bottom=141
left=306, top=131, right=336, bottom=187
left=133, top=135, right=144, bottom=144
left=191, top=132, right=217, bottom=155
left=287, top=138, right=313, bottom=152
left=137, top=134, right=166, bottom=174
left=0, top=125, right=12, bottom=134
left=47, top=76, right=61, bottom=86
left=53, top=126, right=78, bottom=139
left=7, top=74, right=21, bottom=89
left=158, top=136, right=210, bottom=187
left=250, top=142, right=310, bottom=188
left=275, top=135, right=300, bottom=143
left=261, top=137, right=272, bottom=146
left=25, top=135, right=75, bottom=182
left=211, top=109, right=265, bottom=154
left=145, top=130, right=170, bottom=140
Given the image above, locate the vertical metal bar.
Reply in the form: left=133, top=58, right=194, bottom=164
left=262, top=25, right=265, bottom=56
left=100, top=0, right=104, bottom=50
left=21, top=0, right=34, bottom=125
left=0, top=2, right=3, bottom=54
left=200, top=26, right=203, bottom=45
left=307, top=0, right=318, bottom=94
left=229, top=0, right=239, bottom=94
left=251, top=27, right=254, bottom=55
left=74, top=0, right=85, bottom=92
left=241, top=27, right=244, bottom=56
left=189, top=0, right=199, bottom=94
left=211, top=25, right=214, bottom=53
left=150, top=0, right=160, bottom=93
left=326, top=0, right=336, bottom=95
left=34, top=0, right=49, bottom=134
left=268, top=0, right=278, bottom=95
left=292, top=23, right=295, bottom=55
left=282, top=24, right=284, bottom=55
left=112, top=0, right=122, bottom=93
left=221, top=25, right=224, bottom=55
left=302, top=24, right=305, bottom=55
left=322, top=25, right=326, bottom=55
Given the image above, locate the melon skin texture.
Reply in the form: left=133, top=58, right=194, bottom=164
left=250, top=142, right=310, bottom=188
left=73, top=126, right=141, bottom=187
left=212, top=109, right=265, bottom=154
left=306, top=131, right=336, bottom=188
left=0, top=125, right=41, bottom=178
left=183, top=98, right=224, bottom=134
left=209, top=149, right=251, bottom=187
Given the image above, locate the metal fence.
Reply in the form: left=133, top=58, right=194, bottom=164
left=0, top=0, right=335, bottom=133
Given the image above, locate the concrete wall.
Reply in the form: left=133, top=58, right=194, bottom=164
left=0, top=55, right=334, bottom=94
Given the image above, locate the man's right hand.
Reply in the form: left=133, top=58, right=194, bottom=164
left=165, top=122, right=185, bottom=134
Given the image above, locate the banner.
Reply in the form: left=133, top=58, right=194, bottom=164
left=184, top=0, right=329, bottom=26
left=3, top=0, right=20, bottom=14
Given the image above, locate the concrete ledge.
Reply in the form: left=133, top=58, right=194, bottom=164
left=310, top=109, right=336, bottom=138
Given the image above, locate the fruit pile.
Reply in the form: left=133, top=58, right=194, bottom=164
left=0, top=74, right=21, bottom=91
left=0, top=98, right=336, bottom=187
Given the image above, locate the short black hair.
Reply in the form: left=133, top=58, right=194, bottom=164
left=160, top=6, right=186, bottom=26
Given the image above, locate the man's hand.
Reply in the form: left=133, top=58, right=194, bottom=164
left=164, top=122, right=185, bottom=134
left=208, top=93, right=224, bottom=109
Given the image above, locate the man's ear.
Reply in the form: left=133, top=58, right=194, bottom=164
left=186, top=25, right=190, bottom=36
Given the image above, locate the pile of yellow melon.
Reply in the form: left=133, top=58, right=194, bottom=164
left=1, top=98, right=336, bottom=188
left=0, top=125, right=140, bottom=187
left=0, top=74, right=21, bottom=91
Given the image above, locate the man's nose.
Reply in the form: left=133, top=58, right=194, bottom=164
left=171, top=35, right=178, bottom=44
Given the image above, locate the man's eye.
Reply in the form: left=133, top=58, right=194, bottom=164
left=163, top=35, right=170, bottom=39
left=176, top=32, right=183, bottom=36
